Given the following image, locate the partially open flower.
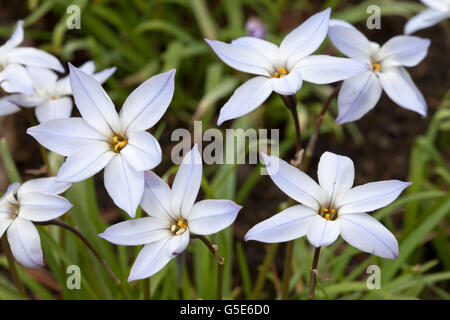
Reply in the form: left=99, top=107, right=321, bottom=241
left=0, top=178, right=72, bottom=268
left=0, top=21, right=63, bottom=96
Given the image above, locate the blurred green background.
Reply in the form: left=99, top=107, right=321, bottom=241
left=0, top=0, right=449, bottom=299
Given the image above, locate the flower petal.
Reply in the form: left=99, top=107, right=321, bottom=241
left=120, top=69, right=175, bottom=133
left=68, top=63, right=121, bottom=137
left=217, top=76, right=273, bottom=125
left=261, top=153, right=326, bottom=211
left=336, top=71, right=382, bottom=124
left=187, top=199, right=241, bottom=235
left=57, top=142, right=114, bottom=182
left=0, top=97, right=20, bottom=116
left=328, top=19, right=372, bottom=63
left=1, top=20, right=23, bottom=52
left=205, top=39, right=274, bottom=76
left=339, top=213, right=398, bottom=259
left=99, top=217, right=171, bottom=246
left=141, top=171, right=174, bottom=220
left=0, top=63, right=33, bottom=95
left=404, top=8, right=449, bottom=34
left=7, top=218, right=43, bottom=268
left=421, top=0, right=450, bottom=11
left=128, top=232, right=189, bottom=281
left=18, top=192, right=72, bottom=222
left=376, top=36, right=431, bottom=67
left=25, top=66, right=58, bottom=88
left=7, top=47, right=64, bottom=72
left=0, top=215, right=13, bottom=239
left=306, top=215, right=341, bottom=247
left=104, top=154, right=144, bottom=217
left=317, top=152, right=354, bottom=205
left=231, top=37, right=279, bottom=65
left=280, top=8, right=331, bottom=70
left=245, top=204, right=317, bottom=243
left=337, top=180, right=412, bottom=214
left=18, top=177, right=71, bottom=199
left=27, top=118, right=107, bottom=157
left=295, top=55, right=369, bottom=84
left=35, top=97, right=73, bottom=123
left=121, top=131, right=162, bottom=171
left=378, top=67, right=427, bottom=116
left=170, top=144, right=202, bottom=219
left=271, top=69, right=303, bottom=95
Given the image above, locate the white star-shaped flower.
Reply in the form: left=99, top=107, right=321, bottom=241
left=245, top=152, right=411, bottom=259
left=0, top=178, right=72, bottom=268
left=2, top=61, right=116, bottom=123
left=405, top=0, right=450, bottom=35
left=205, top=8, right=369, bottom=125
left=0, top=21, right=64, bottom=96
left=27, top=64, right=175, bottom=217
left=328, top=19, right=431, bottom=124
left=99, top=145, right=241, bottom=281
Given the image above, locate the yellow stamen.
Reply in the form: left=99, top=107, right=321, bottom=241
left=273, top=68, right=288, bottom=78
left=171, top=219, right=188, bottom=235
left=111, top=135, right=128, bottom=153
left=324, top=213, right=331, bottom=220
left=372, top=63, right=381, bottom=72
left=323, top=208, right=329, bottom=213
left=330, top=209, right=336, bottom=214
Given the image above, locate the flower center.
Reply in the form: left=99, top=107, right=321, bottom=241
left=111, top=135, right=128, bottom=153
left=319, top=207, right=337, bottom=221
left=9, top=203, right=19, bottom=219
left=371, top=63, right=381, bottom=72
left=170, top=219, right=188, bottom=235
left=273, top=68, right=288, bottom=78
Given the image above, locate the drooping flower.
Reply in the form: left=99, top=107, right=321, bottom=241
left=404, top=0, right=450, bottom=35
left=0, top=178, right=72, bottom=268
left=205, top=8, right=369, bottom=125
left=99, top=145, right=241, bottom=281
left=0, top=21, right=64, bottom=96
left=27, top=64, right=175, bottom=217
left=328, top=19, right=431, bottom=124
left=3, top=61, right=116, bottom=122
left=245, top=152, right=411, bottom=259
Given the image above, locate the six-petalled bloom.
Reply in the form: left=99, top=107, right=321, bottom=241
left=0, top=21, right=63, bottom=96
left=205, top=8, right=369, bottom=125
left=404, top=0, right=450, bottom=35
left=245, top=152, right=411, bottom=259
left=99, top=145, right=242, bottom=281
left=0, top=178, right=72, bottom=268
left=328, top=19, right=431, bottom=124
left=3, top=61, right=116, bottom=123
left=27, top=64, right=175, bottom=217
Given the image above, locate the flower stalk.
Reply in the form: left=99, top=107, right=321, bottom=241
left=192, top=234, right=225, bottom=300
left=1, top=236, right=27, bottom=298
left=307, top=246, right=322, bottom=300
left=36, top=219, right=120, bottom=285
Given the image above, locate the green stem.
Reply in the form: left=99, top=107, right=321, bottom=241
left=281, top=240, right=294, bottom=299
left=280, top=94, right=302, bottom=153
left=193, top=234, right=224, bottom=300
left=301, top=84, right=340, bottom=171
left=307, top=247, right=322, bottom=300
left=36, top=219, right=121, bottom=285
left=144, top=278, right=151, bottom=300
left=251, top=243, right=279, bottom=299
left=1, top=236, right=28, bottom=298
